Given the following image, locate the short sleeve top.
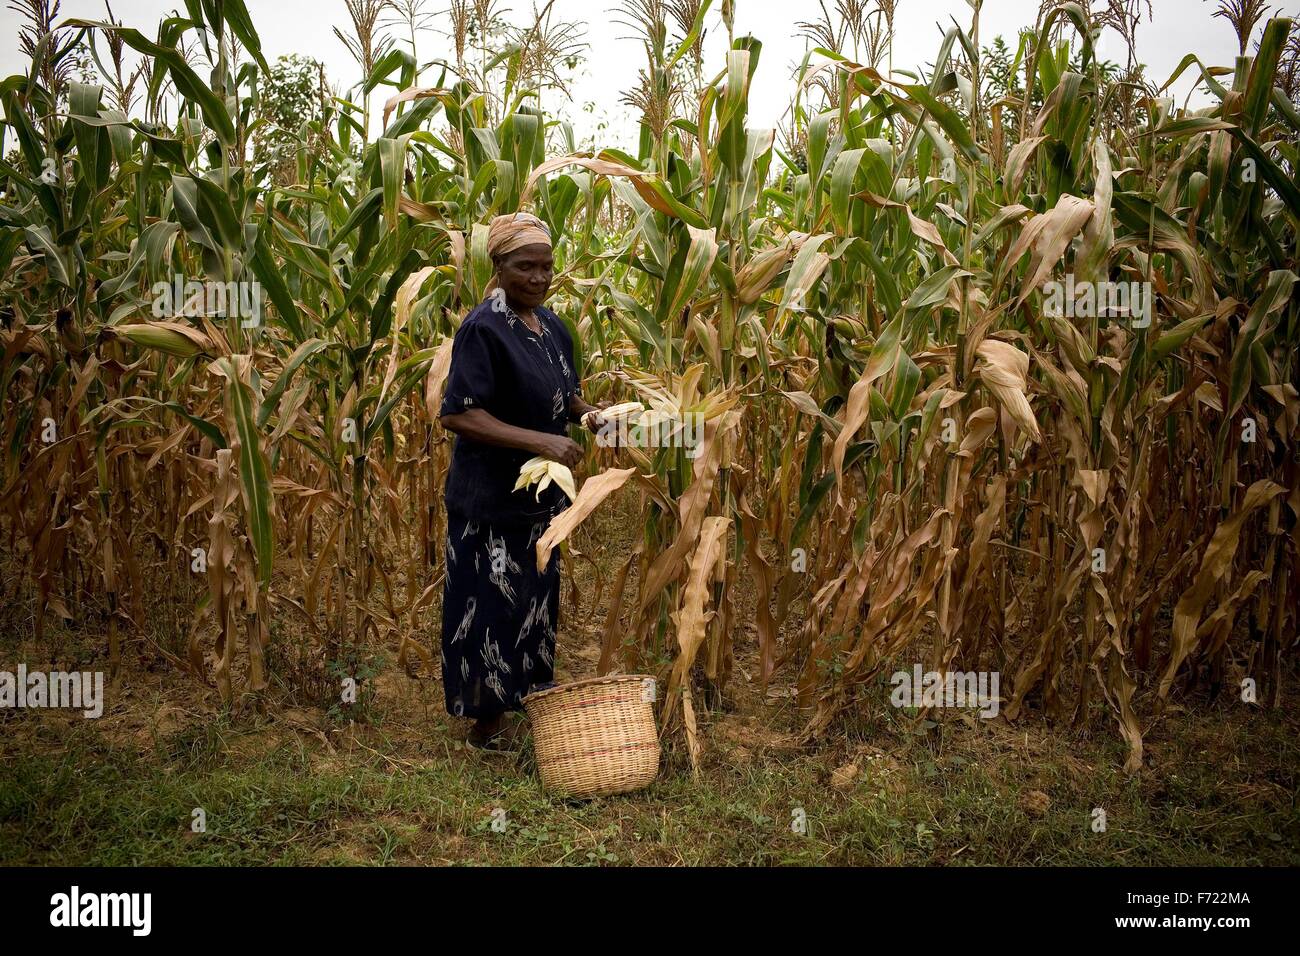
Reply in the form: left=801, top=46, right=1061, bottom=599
left=439, top=297, right=582, bottom=524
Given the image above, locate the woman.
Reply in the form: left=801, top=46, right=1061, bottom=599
left=438, top=212, right=606, bottom=749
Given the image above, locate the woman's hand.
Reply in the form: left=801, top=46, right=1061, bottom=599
left=533, top=433, right=583, bottom=469
left=573, top=398, right=612, bottom=435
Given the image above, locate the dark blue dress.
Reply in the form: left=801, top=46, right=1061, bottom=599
left=437, top=297, right=581, bottom=719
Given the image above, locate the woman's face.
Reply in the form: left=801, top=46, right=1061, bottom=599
left=496, top=243, right=554, bottom=309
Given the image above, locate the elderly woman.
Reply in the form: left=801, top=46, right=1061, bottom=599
left=438, top=212, right=606, bottom=749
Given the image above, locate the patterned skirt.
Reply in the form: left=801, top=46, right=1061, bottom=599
left=439, top=506, right=561, bottom=719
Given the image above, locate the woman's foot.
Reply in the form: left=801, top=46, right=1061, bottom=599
left=467, top=714, right=520, bottom=751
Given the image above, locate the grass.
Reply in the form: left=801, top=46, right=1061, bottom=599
left=2, top=674, right=1296, bottom=866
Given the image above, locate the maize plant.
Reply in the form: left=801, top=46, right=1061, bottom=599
left=0, top=0, right=1295, bottom=773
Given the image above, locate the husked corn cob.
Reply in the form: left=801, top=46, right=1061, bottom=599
left=580, top=401, right=645, bottom=429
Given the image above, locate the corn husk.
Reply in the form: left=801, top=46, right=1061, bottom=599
left=514, top=456, right=577, bottom=502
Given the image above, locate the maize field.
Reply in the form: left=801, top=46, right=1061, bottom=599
left=1, top=0, right=1297, bottom=778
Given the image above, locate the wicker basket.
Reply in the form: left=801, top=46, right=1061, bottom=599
left=523, top=674, right=661, bottom=798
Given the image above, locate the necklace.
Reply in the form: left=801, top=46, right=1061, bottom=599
left=502, top=300, right=545, bottom=341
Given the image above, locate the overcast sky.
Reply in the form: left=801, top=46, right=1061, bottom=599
left=3, top=0, right=1298, bottom=147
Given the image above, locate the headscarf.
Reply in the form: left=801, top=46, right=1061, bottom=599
left=485, top=213, right=553, bottom=299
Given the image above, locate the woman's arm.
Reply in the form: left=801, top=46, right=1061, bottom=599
left=440, top=408, right=582, bottom=468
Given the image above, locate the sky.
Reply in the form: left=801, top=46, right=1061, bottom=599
left=2, top=0, right=1298, bottom=148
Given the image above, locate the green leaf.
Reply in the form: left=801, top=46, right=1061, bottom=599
left=379, top=135, right=411, bottom=233
left=251, top=233, right=305, bottom=341
left=214, top=357, right=276, bottom=587
left=221, top=0, right=270, bottom=73
left=24, top=225, right=72, bottom=287
left=1245, top=17, right=1292, bottom=135
left=1226, top=270, right=1296, bottom=418
left=258, top=339, right=344, bottom=428
left=904, top=265, right=971, bottom=318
